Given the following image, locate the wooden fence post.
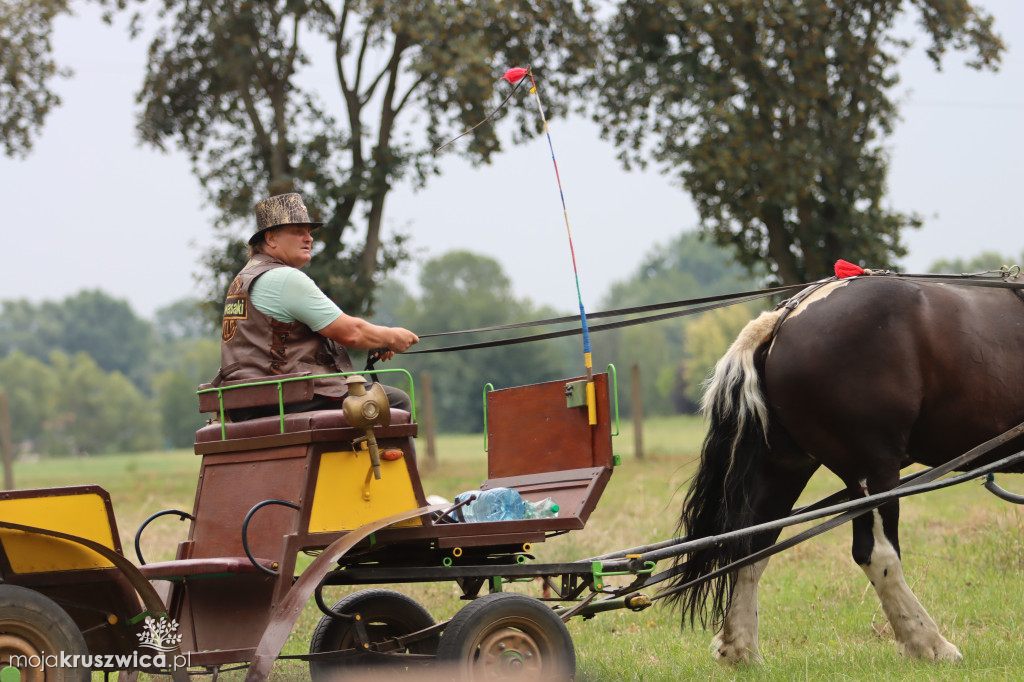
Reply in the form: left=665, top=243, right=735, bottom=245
left=631, top=363, right=644, bottom=461
left=0, top=390, right=13, bottom=490
left=420, top=372, right=437, bottom=469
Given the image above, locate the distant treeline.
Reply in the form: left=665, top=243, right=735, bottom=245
left=2, top=243, right=1015, bottom=456
left=0, top=291, right=218, bottom=454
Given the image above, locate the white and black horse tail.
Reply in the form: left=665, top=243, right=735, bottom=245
left=667, top=309, right=783, bottom=629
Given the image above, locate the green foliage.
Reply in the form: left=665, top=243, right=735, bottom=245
left=929, top=250, right=1024, bottom=274
left=0, top=0, right=71, bottom=158
left=151, top=337, right=220, bottom=447
left=594, top=0, right=1005, bottom=284
left=154, top=296, right=216, bottom=342
left=93, top=0, right=599, bottom=315
left=0, top=351, right=59, bottom=444
left=154, top=370, right=203, bottom=449
left=375, top=251, right=577, bottom=432
left=0, top=290, right=153, bottom=386
left=0, top=292, right=220, bottom=453
left=58, top=290, right=154, bottom=385
left=0, top=299, right=64, bottom=363
left=593, top=231, right=762, bottom=416
left=33, top=351, right=158, bottom=455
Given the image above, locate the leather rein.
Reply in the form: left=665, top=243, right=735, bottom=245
left=392, top=267, right=1024, bottom=357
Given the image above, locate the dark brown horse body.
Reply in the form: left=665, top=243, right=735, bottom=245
left=672, top=275, right=1024, bottom=662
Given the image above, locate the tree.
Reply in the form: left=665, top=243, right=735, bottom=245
left=151, top=337, right=220, bottom=447
left=0, top=351, right=60, bottom=446
left=593, top=231, right=761, bottom=416
left=92, top=0, right=598, bottom=314
left=45, top=352, right=160, bottom=455
left=594, top=0, right=1004, bottom=285
left=154, top=297, right=215, bottom=342
left=929, top=250, right=1024, bottom=274
left=0, top=1, right=71, bottom=158
left=0, top=299, right=65, bottom=360
left=0, top=291, right=153, bottom=386
left=391, top=251, right=575, bottom=433
left=58, top=290, right=153, bottom=384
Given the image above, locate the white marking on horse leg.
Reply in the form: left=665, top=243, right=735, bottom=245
left=860, top=510, right=962, bottom=661
left=711, top=558, right=768, bottom=663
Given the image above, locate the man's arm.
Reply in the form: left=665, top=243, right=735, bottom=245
left=317, top=313, right=419, bottom=358
left=256, top=269, right=418, bottom=359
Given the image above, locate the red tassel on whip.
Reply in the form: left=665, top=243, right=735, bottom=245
left=835, top=259, right=866, bottom=279
left=501, top=67, right=529, bottom=83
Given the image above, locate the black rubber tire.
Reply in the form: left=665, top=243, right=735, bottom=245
left=0, top=584, right=90, bottom=682
left=308, top=588, right=438, bottom=680
left=436, top=592, right=575, bottom=681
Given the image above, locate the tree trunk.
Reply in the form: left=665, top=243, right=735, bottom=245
left=0, top=391, right=14, bottom=490
left=631, top=363, right=644, bottom=461
left=762, top=204, right=803, bottom=284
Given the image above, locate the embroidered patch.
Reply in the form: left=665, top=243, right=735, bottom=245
left=222, top=294, right=247, bottom=343
left=224, top=295, right=247, bottom=320
left=222, top=319, right=238, bottom=343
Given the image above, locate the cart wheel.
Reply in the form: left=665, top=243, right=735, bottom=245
left=0, top=584, right=89, bottom=682
left=436, top=593, right=575, bottom=681
left=309, top=589, right=438, bottom=680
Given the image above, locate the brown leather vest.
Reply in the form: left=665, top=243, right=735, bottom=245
left=217, top=254, right=353, bottom=397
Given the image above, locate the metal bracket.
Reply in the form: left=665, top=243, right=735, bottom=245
left=590, top=558, right=656, bottom=590
left=565, top=380, right=588, bottom=408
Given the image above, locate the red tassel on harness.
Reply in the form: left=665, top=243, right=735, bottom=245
left=501, top=67, right=529, bottom=84
left=835, top=259, right=865, bottom=279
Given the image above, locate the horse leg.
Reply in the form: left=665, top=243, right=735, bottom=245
left=852, top=484, right=962, bottom=661
left=711, top=558, right=768, bottom=663
left=712, top=441, right=819, bottom=663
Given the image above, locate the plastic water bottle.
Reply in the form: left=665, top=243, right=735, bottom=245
left=455, top=488, right=525, bottom=522
left=523, top=497, right=560, bottom=519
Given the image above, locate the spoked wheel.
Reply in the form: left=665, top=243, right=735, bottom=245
left=308, top=588, right=439, bottom=680
left=0, top=585, right=90, bottom=682
left=436, top=593, right=575, bottom=681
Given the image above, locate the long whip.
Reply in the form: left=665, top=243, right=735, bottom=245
left=501, top=67, right=597, bottom=424
left=434, top=66, right=599, bottom=424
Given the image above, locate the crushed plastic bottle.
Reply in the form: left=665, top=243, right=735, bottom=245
left=455, top=487, right=525, bottom=522
left=523, top=497, right=560, bottom=519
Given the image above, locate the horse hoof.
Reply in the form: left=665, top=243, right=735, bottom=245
left=902, top=637, right=962, bottom=662
left=931, top=642, right=963, bottom=662
left=710, top=634, right=762, bottom=664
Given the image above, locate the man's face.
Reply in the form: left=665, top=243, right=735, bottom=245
left=265, top=225, right=314, bottom=268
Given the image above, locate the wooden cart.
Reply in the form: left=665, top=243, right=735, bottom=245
left=0, top=370, right=623, bottom=681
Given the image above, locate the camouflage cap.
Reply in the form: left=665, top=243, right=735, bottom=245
left=250, top=193, right=323, bottom=245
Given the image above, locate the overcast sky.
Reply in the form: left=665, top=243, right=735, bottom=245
left=2, top=2, right=1021, bottom=319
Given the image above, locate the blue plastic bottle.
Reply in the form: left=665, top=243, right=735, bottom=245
left=456, top=488, right=525, bottom=522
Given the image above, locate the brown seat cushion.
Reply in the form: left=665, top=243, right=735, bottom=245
left=195, top=408, right=412, bottom=443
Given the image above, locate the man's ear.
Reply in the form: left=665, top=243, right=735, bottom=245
left=263, top=228, right=279, bottom=249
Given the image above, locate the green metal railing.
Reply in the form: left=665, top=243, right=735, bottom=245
left=605, top=363, right=620, bottom=437
left=196, top=369, right=416, bottom=441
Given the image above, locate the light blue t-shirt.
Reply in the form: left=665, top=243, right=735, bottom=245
left=250, top=267, right=342, bottom=332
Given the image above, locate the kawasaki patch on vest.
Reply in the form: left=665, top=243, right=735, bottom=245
left=222, top=295, right=247, bottom=343
left=224, top=295, right=247, bottom=320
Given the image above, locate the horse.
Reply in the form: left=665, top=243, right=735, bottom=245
left=668, top=272, right=1024, bottom=663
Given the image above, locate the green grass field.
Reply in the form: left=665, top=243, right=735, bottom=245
left=9, top=415, right=1024, bottom=680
